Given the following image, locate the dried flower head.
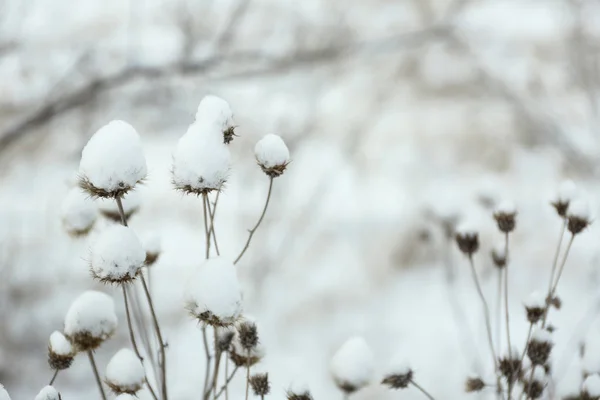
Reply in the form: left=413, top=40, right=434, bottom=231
left=455, top=222, right=479, bottom=256
left=141, top=232, right=161, bottom=266
left=286, top=384, right=313, bottom=400
left=64, top=291, right=118, bottom=351
left=195, top=95, right=236, bottom=144
left=97, top=192, right=141, bottom=223
left=493, top=201, right=517, bottom=233
left=552, top=180, right=577, bottom=218
left=527, top=328, right=553, bottom=366
left=382, top=368, right=413, bottom=390
left=491, top=243, right=507, bottom=269
left=522, top=366, right=546, bottom=399
left=254, top=134, right=291, bottom=178
left=499, top=349, right=522, bottom=384
left=78, top=120, right=147, bottom=199
left=330, top=337, right=374, bottom=394
left=250, top=373, right=271, bottom=397
left=567, top=198, right=592, bottom=235
left=48, top=331, right=74, bottom=371
left=105, top=348, right=145, bottom=394
left=524, top=292, right=546, bottom=324
left=465, top=376, right=485, bottom=393
left=237, top=321, right=259, bottom=351
left=230, top=316, right=265, bottom=367
left=61, top=188, right=97, bottom=237
left=217, top=329, right=235, bottom=352
left=184, top=257, right=242, bottom=327
left=90, top=225, right=146, bottom=284
left=582, top=374, right=600, bottom=400
left=34, top=386, right=61, bottom=400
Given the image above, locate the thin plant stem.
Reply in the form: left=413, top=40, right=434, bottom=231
left=115, top=196, right=128, bottom=226
left=140, top=274, right=168, bottom=400
left=543, top=234, right=576, bottom=328
left=145, top=377, right=160, bottom=400
left=215, top=365, right=239, bottom=399
left=206, top=193, right=220, bottom=256
left=211, top=334, right=222, bottom=399
left=49, top=370, right=59, bottom=385
left=122, top=285, right=144, bottom=362
left=234, top=177, right=274, bottom=265
left=519, top=323, right=533, bottom=367
left=202, top=326, right=212, bottom=397
left=504, top=233, right=514, bottom=399
left=131, top=284, right=158, bottom=375
left=203, top=193, right=211, bottom=259
left=496, top=268, right=502, bottom=358
left=468, top=255, right=498, bottom=371
left=87, top=350, right=107, bottom=400
left=225, top=356, right=230, bottom=400
left=546, top=220, right=567, bottom=302
left=245, top=350, right=251, bottom=400
left=410, top=380, right=436, bottom=400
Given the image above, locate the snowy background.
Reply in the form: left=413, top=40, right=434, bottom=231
left=3, top=0, right=600, bottom=398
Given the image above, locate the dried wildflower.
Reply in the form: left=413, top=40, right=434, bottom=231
left=455, top=222, right=479, bottom=256
left=195, top=95, right=236, bottom=144
left=523, top=366, right=546, bottom=399
left=493, top=201, right=517, bottom=233
left=64, top=291, right=118, bottom=351
left=250, top=373, right=271, bottom=397
left=230, top=317, right=265, bottom=367
left=61, top=188, right=97, bottom=237
left=465, top=376, right=485, bottom=393
left=238, top=321, right=259, bottom=351
left=524, top=292, right=546, bottom=324
left=141, top=232, right=161, bottom=266
left=97, top=192, right=141, bottom=223
left=527, top=328, right=553, bottom=366
left=491, top=243, right=507, bottom=269
left=90, top=225, right=146, bottom=285
left=382, top=368, right=413, bottom=390
left=582, top=374, right=600, bottom=400
left=551, top=180, right=577, bottom=217
left=217, top=329, right=235, bottom=352
left=254, top=134, right=290, bottom=178
left=105, top=348, right=145, bottom=394
left=330, top=337, right=374, bottom=394
left=567, top=198, right=592, bottom=235
left=286, top=386, right=313, bottom=400
left=499, top=350, right=522, bottom=384
left=78, top=120, right=147, bottom=199
left=48, top=331, right=74, bottom=371
left=34, top=386, right=61, bottom=400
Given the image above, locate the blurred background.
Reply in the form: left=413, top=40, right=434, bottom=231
left=2, top=0, right=600, bottom=398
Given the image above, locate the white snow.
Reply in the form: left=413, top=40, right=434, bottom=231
left=195, top=95, right=235, bottom=133
left=34, top=386, right=60, bottom=400
left=97, top=191, right=141, bottom=216
left=583, top=374, right=600, bottom=396
left=254, top=134, right=290, bottom=169
left=48, top=331, right=72, bottom=356
left=531, top=328, right=552, bottom=344
left=456, top=220, right=479, bottom=236
left=79, top=120, right=147, bottom=193
left=105, top=348, right=145, bottom=392
left=185, top=257, right=242, bottom=324
left=91, top=225, right=146, bottom=282
left=495, top=200, right=517, bottom=215
left=531, top=366, right=546, bottom=383
left=492, top=241, right=507, bottom=259
left=142, top=231, right=162, bottom=255
left=330, top=336, right=375, bottom=391
left=524, top=291, right=546, bottom=309
left=385, top=356, right=412, bottom=376
left=555, top=180, right=578, bottom=204
left=114, top=395, right=137, bottom=400
left=64, top=291, right=118, bottom=340
left=568, top=198, right=591, bottom=220
left=172, top=125, right=231, bottom=193
left=60, top=187, right=97, bottom=234
left=0, top=385, right=10, bottom=400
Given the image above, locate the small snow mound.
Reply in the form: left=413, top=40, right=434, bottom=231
left=531, top=366, right=546, bottom=382
left=106, top=348, right=145, bottom=393
left=79, top=120, right=147, bottom=195
left=531, top=328, right=552, bottom=344
left=254, top=134, right=290, bottom=169
left=555, top=180, right=578, bottom=204
left=0, top=384, right=10, bottom=400
left=114, top=395, right=137, bottom=400
left=330, top=336, right=375, bottom=392
left=195, top=95, right=234, bottom=132
left=61, top=187, right=97, bottom=235
left=525, top=292, right=546, bottom=309
left=34, top=386, right=60, bottom=400
left=456, top=220, right=479, bottom=236
left=64, top=291, right=118, bottom=342
left=91, top=225, right=145, bottom=282
left=49, top=331, right=72, bottom=356
left=492, top=242, right=506, bottom=259
left=495, top=200, right=517, bottom=214
left=584, top=374, right=600, bottom=396
left=142, top=232, right=162, bottom=255
left=568, top=198, right=591, bottom=220
left=386, top=356, right=412, bottom=376
left=185, top=257, right=242, bottom=325
left=172, top=126, right=231, bottom=194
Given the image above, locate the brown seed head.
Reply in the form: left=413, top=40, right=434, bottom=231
left=381, top=369, right=413, bottom=390
left=494, top=211, right=517, bottom=233
left=250, top=373, right=270, bottom=397
left=217, top=330, right=235, bottom=352
left=527, top=338, right=553, bottom=366
left=499, top=355, right=522, bottom=383
left=238, top=321, right=259, bottom=351
left=455, top=231, right=479, bottom=256
left=286, top=390, right=313, bottom=400
left=48, top=348, right=74, bottom=371
left=491, top=247, right=507, bottom=269
left=465, top=377, right=485, bottom=393
left=223, top=127, right=237, bottom=145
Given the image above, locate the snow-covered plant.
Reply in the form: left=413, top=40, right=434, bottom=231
left=90, top=225, right=146, bottom=284
left=105, top=348, right=145, bottom=394
left=254, top=134, right=290, bottom=178
left=48, top=331, right=74, bottom=372
left=64, top=290, right=118, bottom=351
left=330, top=336, right=374, bottom=396
left=0, top=384, right=10, bottom=400
left=195, top=95, right=236, bottom=144
left=141, top=231, right=162, bottom=266
left=34, top=386, right=61, bottom=400
left=249, top=373, right=270, bottom=399
left=60, top=187, right=97, bottom=237
left=97, top=191, right=141, bottom=222
left=582, top=374, right=600, bottom=400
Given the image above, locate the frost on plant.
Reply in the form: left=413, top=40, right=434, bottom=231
left=64, top=290, right=118, bottom=351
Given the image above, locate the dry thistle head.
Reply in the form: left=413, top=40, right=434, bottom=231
left=64, top=291, right=118, bottom=351
left=522, top=366, right=546, bottom=399
left=230, top=317, right=265, bottom=367
left=527, top=328, right=553, bottom=366
left=582, top=374, right=600, bottom=400
left=381, top=359, right=413, bottom=390
left=250, top=373, right=271, bottom=397
left=493, top=201, right=517, bottom=233
left=238, top=320, right=259, bottom=351
left=524, top=292, right=546, bottom=324
left=254, top=134, right=291, bottom=178
left=60, top=187, right=97, bottom=237
left=141, top=232, right=161, bottom=267
left=499, top=350, right=522, bottom=384
left=217, top=329, right=235, bottom=353
left=48, top=331, right=75, bottom=371
left=491, top=243, right=507, bottom=269
left=223, top=126, right=237, bottom=145
left=90, top=225, right=145, bottom=285
left=567, top=198, right=592, bottom=235
left=465, top=376, right=485, bottom=393
left=330, top=337, right=374, bottom=395
left=455, top=223, right=479, bottom=256
left=551, top=180, right=577, bottom=218
left=105, top=348, right=145, bottom=395
left=286, top=388, right=313, bottom=400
